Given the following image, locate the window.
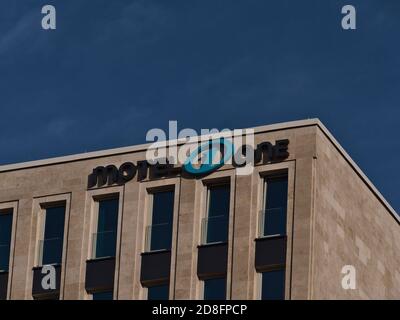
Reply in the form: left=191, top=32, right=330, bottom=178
left=40, top=206, right=65, bottom=265
left=92, top=291, right=113, bottom=300
left=203, top=277, right=226, bottom=300
left=0, top=210, right=13, bottom=272
left=261, top=269, right=285, bottom=300
left=93, top=198, right=119, bottom=258
left=257, top=175, right=288, bottom=300
left=203, top=184, right=230, bottom=244
left=34, top=294, right=60, bottom=301
left=261, top=175, right=288, bottom=237
left=148, top=284, right=169, bottom=300
left=146, top=190, right=174, bottom=251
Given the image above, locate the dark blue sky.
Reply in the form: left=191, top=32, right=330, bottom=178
left=0, top=1, right=399, bottom=211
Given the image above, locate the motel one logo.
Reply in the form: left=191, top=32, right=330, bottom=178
left=87, top=121, right=290, bottom=189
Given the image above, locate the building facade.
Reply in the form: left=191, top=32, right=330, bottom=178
left=0, top=119, right=398, bottom=300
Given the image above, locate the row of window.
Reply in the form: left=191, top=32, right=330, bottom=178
left=0, top=174, right=288, bottom=300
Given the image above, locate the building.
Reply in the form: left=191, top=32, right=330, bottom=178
left=0, top=119, right=398, bottom=300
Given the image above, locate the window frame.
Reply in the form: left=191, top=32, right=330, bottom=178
left=38, top=203, right=67, bottom=266
left=259, top=267, right=286, bottom=300
left=92, top=196, right=120, bottom=259
left=35, top=199, right=70, bottom=267
left=92, top=290, right=114, bottom=300
left=252, top=162, right=295, bottom=300
left=147, top=282, right=170, bottom=300
left=146, top=187, right=175, bottom=253
left=136, top=178, right=180, bottom=300
left=203, top=182, right=231, bottom=245
left=196, top=170, right=236, bottom=300
left=0, top=201, right=18, bottom=300
left=260, top=174, right=289, bottom=238
left=85, top=186, right=124, bottom=300
left=202, top=276, right=227, bottom=300
left=0, top=208, right=14, bottom=273
left=32, top=194, right=71, bottom=300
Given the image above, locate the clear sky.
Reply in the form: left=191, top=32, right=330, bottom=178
left=0, top=1, right=399, bottom=212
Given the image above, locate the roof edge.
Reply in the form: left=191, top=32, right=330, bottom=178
left=0, top=118, right=319, bottom=172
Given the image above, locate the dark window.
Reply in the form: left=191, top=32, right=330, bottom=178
left=261, top=269, right=285, bottom=300
left=0, top=211, right=13, bottom=272
left=34, top=294, right=60, bottom=300
left=148, top=284, right=169, bottom=300
left=204, top=184, right=230, bottom=244
left=262, top=176, right=288, bottom=236
left=92, top=291, right=113, bottom=300
left=148, top=191, right=174, bottom=251
left=41, top=206, right=65, bottom=265
left=203, top=277, right=226, bottom=300
left=94, top=198, right=119, bottom=258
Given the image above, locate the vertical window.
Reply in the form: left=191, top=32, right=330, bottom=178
left=40, top=206, right=65, bottom=265
left=203, top=277, right=226, bottom=300
left=261, top=176, right=288, bottom=237
left=203, top=184, right=230, bottom=244
left=92, top=291, right=113, bottom=300
left=93, top=198, right=119, bottom=259
left=257, top=174, right=288, bottom=300
left=146, top=190, right=174, bottom=251
left=0, top=210, right=13, bottom=272
left=147, top=284, right=169, bottom=300
left=261, top=269, right=285, bottom=300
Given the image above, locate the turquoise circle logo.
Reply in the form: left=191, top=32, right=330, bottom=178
left=183, top=139, right=233, bottom=175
